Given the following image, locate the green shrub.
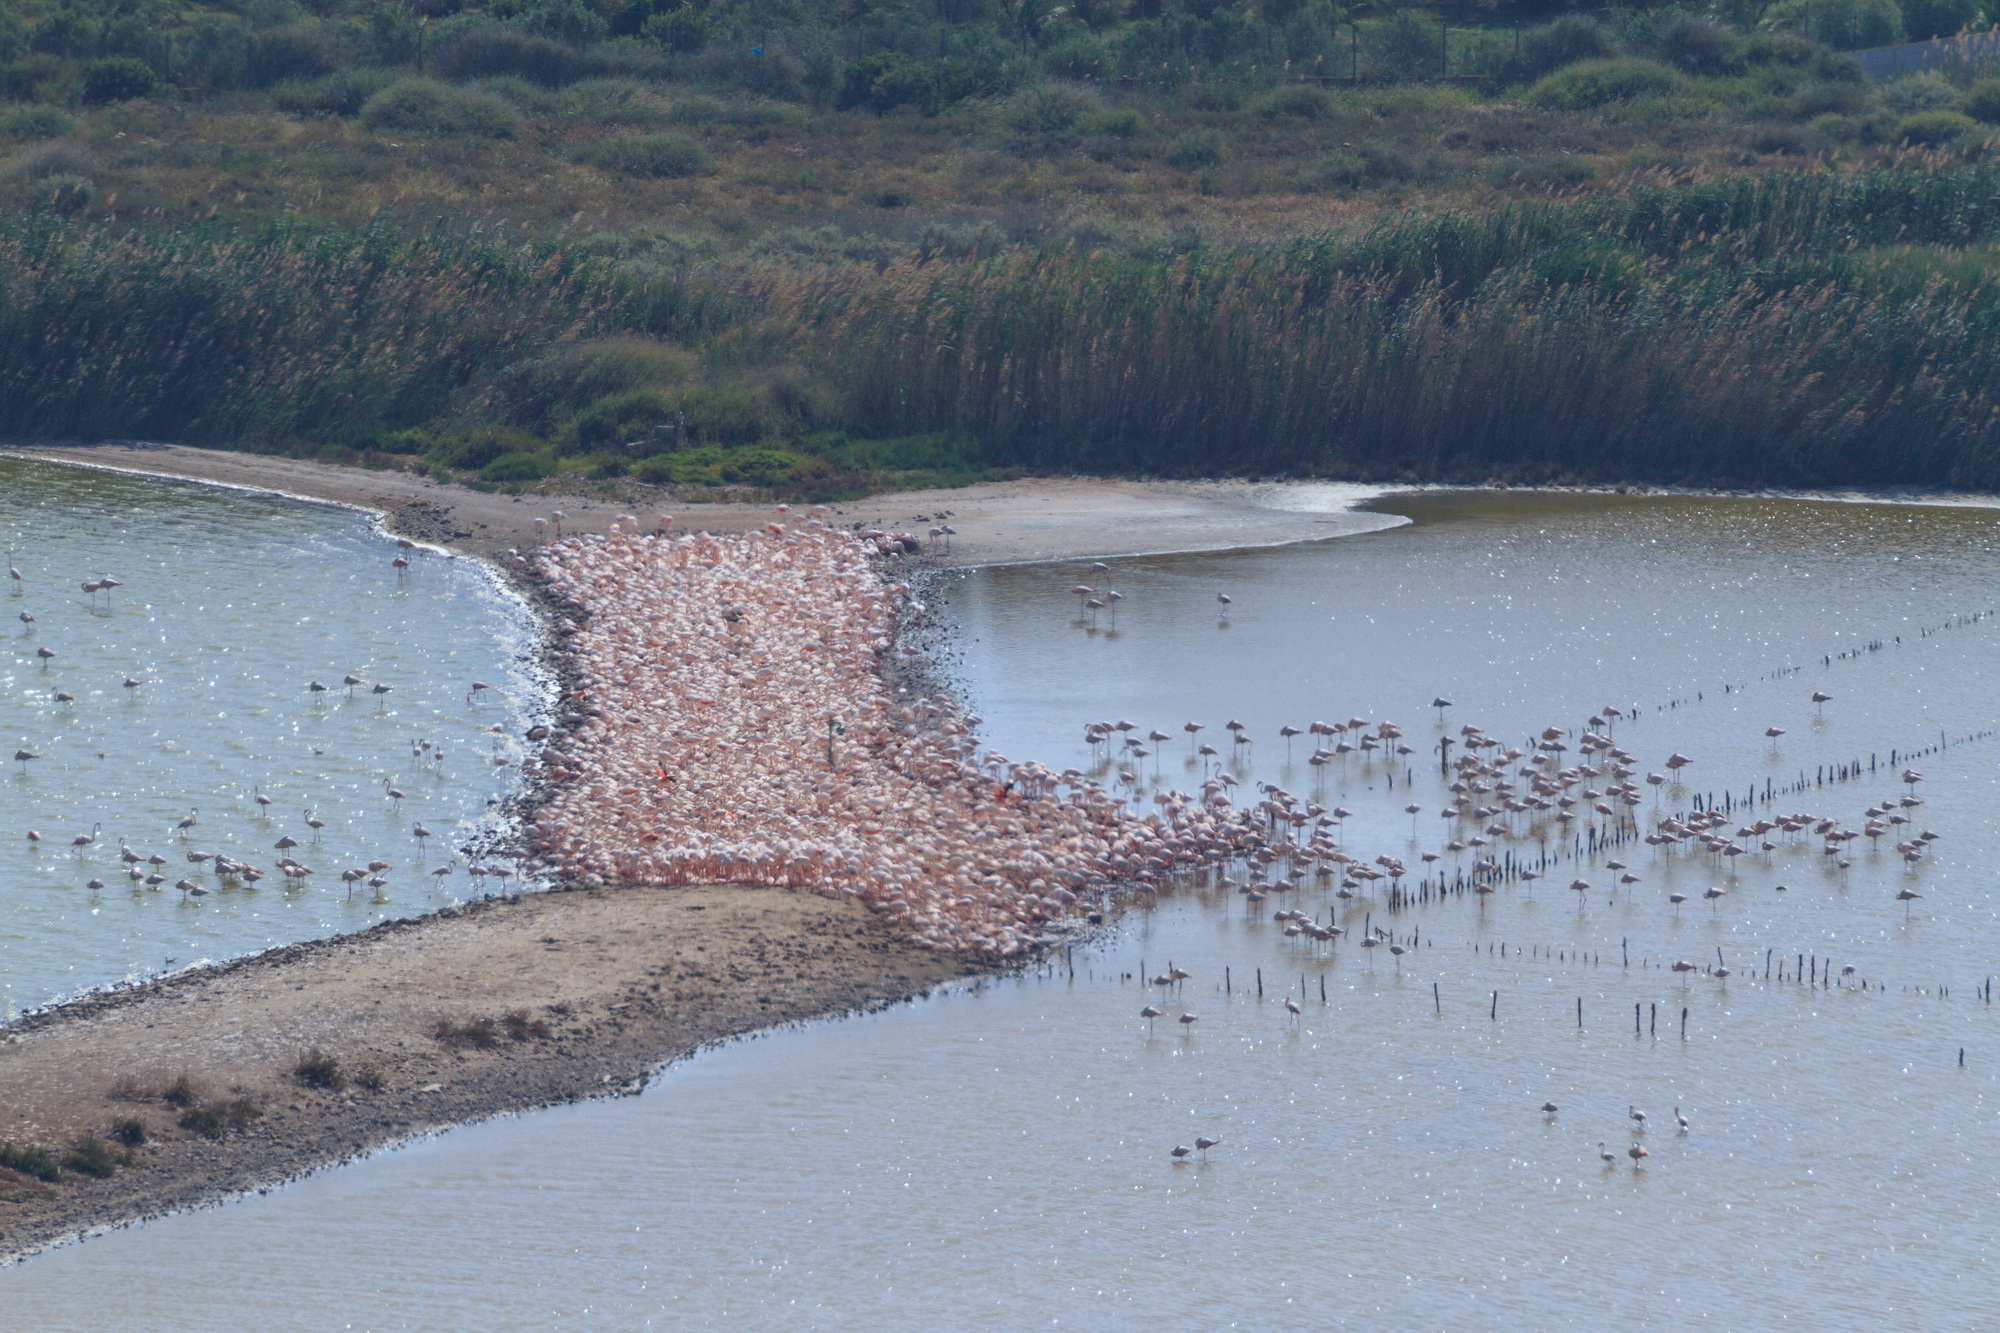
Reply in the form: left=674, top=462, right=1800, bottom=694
left=3, top=105, right=72, bottom=139
left=294, top=1048, right=345, bottom=1090
left=1520, top=16, right=1621, bottom=81
left=1166, top=128, right=1225, bottom=171
left=1008, top=85, right=1092, bottom=136
left=1808, top=112, right=1872, bottom=143
left=838, top=51, right=1017, bottom=116
left=81, top=57, right=153, bottom=105
left=1902, top=0, right=1982, bottom=41
left=591, top=134, right=711, bottom=178
left=1746, top=124, right=1811, bottom=154
left=0, top=54, right=67, bottom=102
left=1881, top=73, right=1961, bottom=115
left=1528, top=59, right=1686, bottom=111
left=480, top=451, right=557, bottom=482
left=109, top=1117, right=147, bottom=1148
left=245, top=26, right=336, bottom=89
left=32, top=173, right=92, bottom=215
left=1307, top=145, right=1414, bottom=190
left=1080, top=108, right=1143, bottom=138
left=1256, top=84, right=1336, bottom=120
left=1899, top=110, right=1976, bottom=144
left=555, top=79, right=670, bottom=127
left=1965, top=78, right=2000, bottom=124
left=1652, top=18, right=1740, bottom=76
left=161, top=1074, right=199, bottom=1108
left=1760, top=0, right=1906, bottom=51
left=0, top=1141, right=61, bottom=1183
left=437, top=25, right=594, bottom=87
left=62, top=1135, right=121, bottom=1179
left=360, top=79, right=520, bottom=138
left=1794, top=81, right=1870, bottom=118
left=179, top=1107, right=224, bottom=1139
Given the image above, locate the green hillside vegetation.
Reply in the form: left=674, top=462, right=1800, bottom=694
left=4, top=1, right=2000, bottom=496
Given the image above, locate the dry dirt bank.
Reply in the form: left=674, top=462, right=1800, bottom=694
left=0, top=884, right=977, bottom=1264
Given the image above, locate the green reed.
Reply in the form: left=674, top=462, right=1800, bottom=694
left=4, top=168, right=2000, bottom=491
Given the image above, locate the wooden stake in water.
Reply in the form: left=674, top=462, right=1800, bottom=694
left=1491, top=991, right=1498, bottom=1020
left=1681, top=1006, right=1689, bottom=1040
left=1434, top=981, right=1441, bottom=1014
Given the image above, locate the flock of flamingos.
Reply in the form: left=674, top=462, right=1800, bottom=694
left=518, top=508, right=1939, bottom=972
left=13, top=504, right=1941, bottom=970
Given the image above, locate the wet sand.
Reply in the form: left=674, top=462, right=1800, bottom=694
left=0, top=885, right=977, bottom=1264
left=1, top=443, right=1401, bottom=565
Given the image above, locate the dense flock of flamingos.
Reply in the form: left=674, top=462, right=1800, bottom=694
left=520, top=509, right=1939, bottom=963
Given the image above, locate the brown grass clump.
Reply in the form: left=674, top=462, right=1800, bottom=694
left=500, top=1009, right=553, bottom=1041
left=433, top=1015, right=502, bottom=1049
left=294, top=1048, right=346, bottom=1090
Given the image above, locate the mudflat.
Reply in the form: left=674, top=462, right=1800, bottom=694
left=2, top=443, right=1402, bottom=565
left=0, top=885, right=977, bottom=1264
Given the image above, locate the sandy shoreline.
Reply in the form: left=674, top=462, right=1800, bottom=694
left=0, top=885, right=977, bottom=1264
left=2, top=442, right=1406, bottom=565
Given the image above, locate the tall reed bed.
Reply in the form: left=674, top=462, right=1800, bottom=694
left=0, top=218, right=640, bottom=446
left=1, top=168, right=1998, bottom=490
left=765, top=168, right=2000, bottom=489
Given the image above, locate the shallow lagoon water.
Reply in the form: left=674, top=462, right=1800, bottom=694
left=0, top=458, right=541, bottom=1014
left=6, top=489, right=2000, bottom=1329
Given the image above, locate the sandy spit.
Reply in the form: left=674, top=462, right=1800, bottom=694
left=0, top=443, right=1405, bottom=565
left=0, top=885, right=978, bottom=1264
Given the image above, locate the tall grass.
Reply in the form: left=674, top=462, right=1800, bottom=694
left=4, top=167, right=2000, bottom=489
left=763, top=166, right=2000, bottom=489
left=0, top=218, right=645, bottom=447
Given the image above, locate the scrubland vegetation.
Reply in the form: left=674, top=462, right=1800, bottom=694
left=5, top=0, right=2000, bottom=493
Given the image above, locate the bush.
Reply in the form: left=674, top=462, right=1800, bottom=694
left=1746, top=124, right=1811, bottom=154
left=1808, top=111, right=1874, bottom=142
left=1881, top=73, right=1962, bottom=114
left=0, top=1141, right=61, bottom=1183
left=1527, top=59, right=1686, bottom=111
left=245, top=26, right=336, bottom=89
left=436, top=25, right=594, bottom=87
left=1653, top=18, right=1741, bottom=76
left=591, top=133, right=711, bottom=178
left=481, top=451, right=557, bottom=482
left=62, top=1135, right=121, bottom=1179
left=294, top=1047, right=346, bottom=1091
left=1760, top=0, right=1906, bottom=51
left=1081, top=108, right=1143, bottom=138
left=1307, top=145, right=1414, bottom=189
left=178, top=1107, right=223, bottom=1138
left=109, top=1117, right=148, bottom=1148
left=838, top=51, right=1017, bottom=116
left=81, top=57, right=154, bottom=105
left=1899, top=109, right=1976, bottom=143
left=161, top=1074, right=200, bottom=1108
left=1166, top=127, right=1225, bottom=170
left=3, top=105, right=72, bottom=139
left=1520, top=16, right=1621, bottom=81
left=1965, top=78, right=2000, bottom=123
left=434, top=1015, right=502, bottom=1049
left=360, top=80, right=519, bottom=137
left=1902, top=0, right=1981, bottom=40
left=1008, top=85, right=1092, bottom=136
left=33, top=173, right=92, bottom=215
left=1256, top=84, right=1336, bottom=120
left=1795, top=80, right=1870, bottom=117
